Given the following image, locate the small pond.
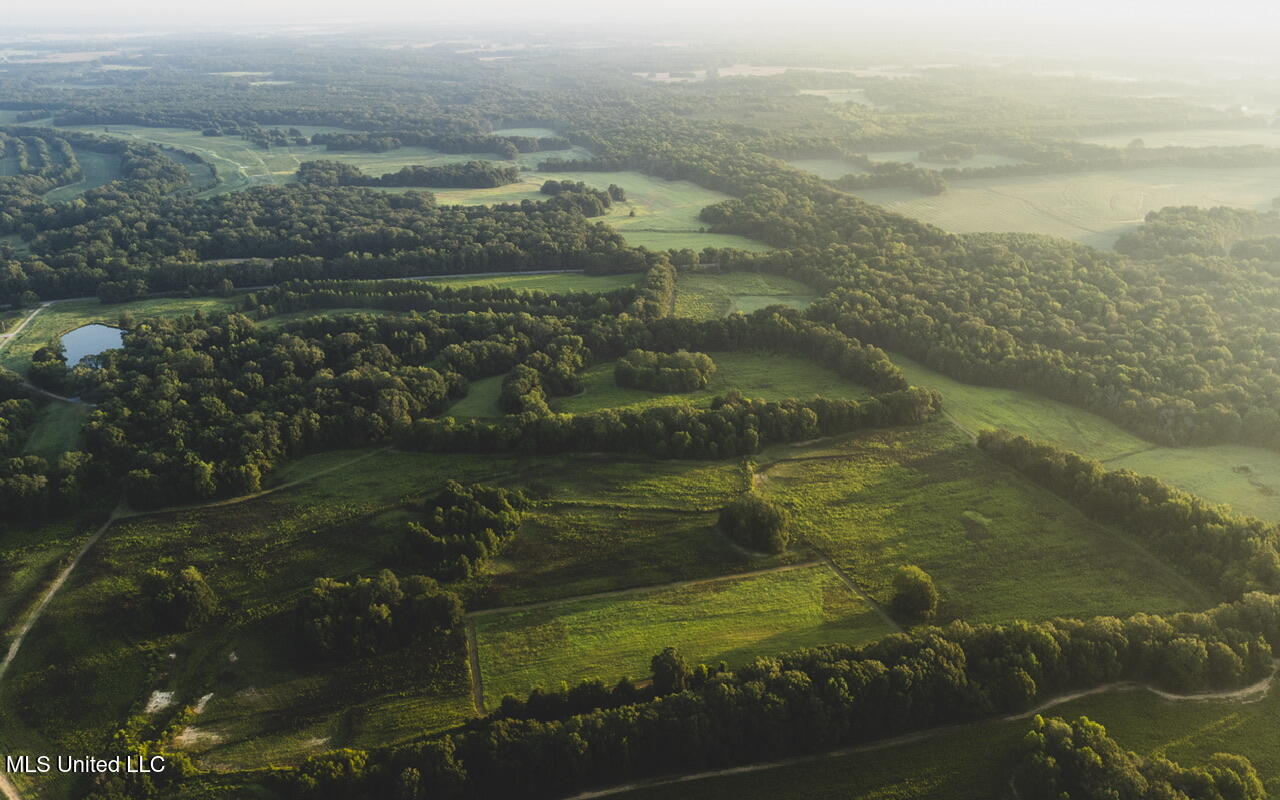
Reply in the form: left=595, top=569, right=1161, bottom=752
left=61, top=324, right=123, bottom=366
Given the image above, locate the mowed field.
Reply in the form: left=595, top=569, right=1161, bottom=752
left=472, top=563, right=895, bottom=705
left=848, top=166, right=1280, bottom=249
left=757, top=422, right=1205, bottom=624
left=894, top=353, right=1280, bottom=521
left=673, top=271, right=816, bottom=319
left=42, top=149, right=123, bottom=202
left=422, top=271, right=640, bottom=293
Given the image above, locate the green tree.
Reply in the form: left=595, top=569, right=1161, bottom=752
left=891, top=564, right=939, bottom=620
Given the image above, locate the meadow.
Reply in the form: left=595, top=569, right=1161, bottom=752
left=473, top=563, right=895, bottom=705
left=848, top=166, right=1280, bottom=249
left=673, top=271, right=816, bottom=319
left=894, top=353, right=1280, bottom=520
left=1082, top=126, right=1280, bottom=149
left=21, top=401, right=92, bottom=460
left=421, top=271, right=640, bottom=292
left=756, top=421, right=1208, bottom=624
left=552, top=351, right=871, bottom=415
left=42, top=149, right=123, bottom=202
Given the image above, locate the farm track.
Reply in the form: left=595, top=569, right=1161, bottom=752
left=465, top=621, right=487, bottom=713
left=809, top=547, right=902, bottom=634
left=564, top=661, right=1280, bottom=800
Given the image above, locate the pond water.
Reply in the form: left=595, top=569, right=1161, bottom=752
left=61, top=324, right=123, bottom=366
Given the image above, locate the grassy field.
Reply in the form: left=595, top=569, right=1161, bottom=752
left=757, top=422, right=1208, bottom=624
left=43, top=149, right=123, bottom=202
left=894, top=352, right=1280, bottom=520
left=0, top=296, right=240, bottom=373
left=430, top=169, right=772, bottom=253
left=0, top=448, right=523, bottom=781
left=473, top=563, right=895, bottom=704
left=445, top=375, right=505, bottom=418
left=21, top=401, right=92, bottom=460
left=422, top=271, right=640, bottom=292
left=849, top=166, right=1280, bottom=249
left=674, top=271, right=817, bottom=319
left=552, top=351, right=871, bottom=415
left=1082, top=126, right=1280, bottom=149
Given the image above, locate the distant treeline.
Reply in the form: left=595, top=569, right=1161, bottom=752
left=297, top=159, right=520, bottom=189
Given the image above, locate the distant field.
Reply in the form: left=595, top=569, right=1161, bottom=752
left=849, top=166, right=1280, bottom=249
left=491, top=126, right=559, bottom=137
left=50, top=122, right=593, bottom=197
left=552, top=351, right=871, bottom=414
left=474, top=563, right=895, bottom=704
left=43, top=149, right=123, bottom=202
left=422, top=271, right=640, bottom=292
left=22, top=401, right=91, bottom=460
left=49, top=121, right=769, bottom=252
left=786, top=157, right=866, bottom=179
left=1082, top=126, right=1280, bottom=149
left=674, top=271, right=816, bottom=319
left=895, top=353, right=1280, bottom=520
left=431, top=169, right=772, bottom=253
left=798, top=88, right=875, bottom=106
left=758, top=422, right=1208, bottom=624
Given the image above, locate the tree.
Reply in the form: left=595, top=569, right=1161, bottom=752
left=650, top=647, right=691, bottom=693
left=141, top=566, right=219, bottom=631
left=718, top=492, right=789, bottom=553
left=891, top=565, right=939, bottom=620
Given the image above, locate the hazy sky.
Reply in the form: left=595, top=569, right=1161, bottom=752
left=4, top=0, right=1279, bottom=54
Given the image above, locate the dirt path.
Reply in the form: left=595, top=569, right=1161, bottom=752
left=465, top=561, right=824, bottom=620
left=0, top=303, right=50, bottom=353
left=811, top=548, right=902, bottom=634
left=565, top=662, right=1279, bottom=800
left=465, top=621, right=487, bottom=714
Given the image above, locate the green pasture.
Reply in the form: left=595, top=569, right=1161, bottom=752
left=21, top=401, right=92, bottom=460
left=757, top=422, right=1208, bottom=624
left=553, top=351, right=871, bottom=415
left=43, top=149, right=123, bottom=202
left=473, top=563, right=895, bottom=704
left=894, top=352, right=1280, bottom=520
left=1082, top=126, right=1280, bottom=149
left=849, top=166, right=1280, bottom=249
left=674, top=270, right=817, bottom=319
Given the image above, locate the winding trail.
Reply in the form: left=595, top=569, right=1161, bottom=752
left=564, top=662, right=1279, bottom=800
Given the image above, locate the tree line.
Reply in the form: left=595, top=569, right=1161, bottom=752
left=275, top=592, right=1280, bottom=799
left=297, top=159, right=521, bottom=189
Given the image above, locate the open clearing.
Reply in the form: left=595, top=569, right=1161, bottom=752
left=849, top=166, right=1280, bottom=249
left=474, top=562, right=895, bottom=704
left=42, top=149, right=123, bottom=203
left=552, top=351, right=871, bottom=415
left=895, top=352, right=1280, bottom=520
left=422, top=271, right=640, bottom=293
left=758, top=422, right=1208, bottom=624
left=674, top=271, right=816, bottom=319
left=21, top=401, right=92, bottom=460
left=430, top=169, right=771, bottom=252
